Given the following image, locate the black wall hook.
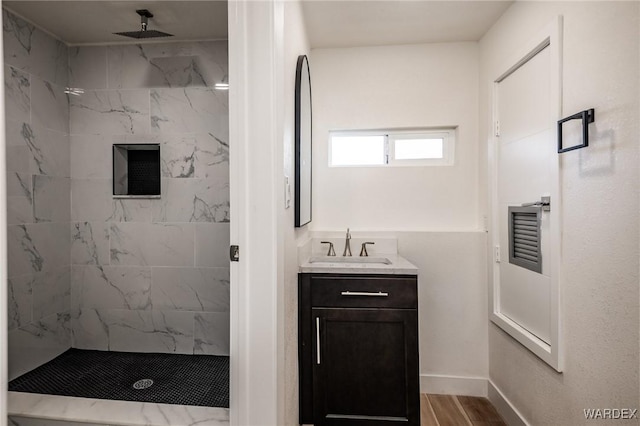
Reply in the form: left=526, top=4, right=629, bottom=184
left=557, top=108, right=595, bottom=153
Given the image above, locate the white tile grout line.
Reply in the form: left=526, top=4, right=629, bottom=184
left=453, top=395, right=474, bottom=426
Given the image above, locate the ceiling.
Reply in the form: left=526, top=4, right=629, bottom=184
left=3, top=1, right=228, bottom=45
left=3, top=1, right=512, bottom=47
left=302, top=0, right=513, bottom=48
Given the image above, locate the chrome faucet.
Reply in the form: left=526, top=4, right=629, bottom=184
left=321, top=241, right=336, bottom=256
left=359, top=242, right=375, bottom=257
left=342, top=228, right=352, bottom=256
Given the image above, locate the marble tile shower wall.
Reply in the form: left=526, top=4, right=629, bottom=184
left=3, top=9, right=72, bottom=378
left=69, top=41, right=230, bottom=355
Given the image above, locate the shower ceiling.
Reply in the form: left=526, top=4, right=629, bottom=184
left=2, top=1, right=228, bottom=44
left=5, top=1, right=512, bottom=47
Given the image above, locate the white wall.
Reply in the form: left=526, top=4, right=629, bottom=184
left=398, top=231, right=488, bottom=394
left=282, top=2, right=310, bottom=424
left=310, top=43, right=489, bottom=391
left=310, top=43, right=480, bottom=231
left=480, top=2, right=639, bottom=424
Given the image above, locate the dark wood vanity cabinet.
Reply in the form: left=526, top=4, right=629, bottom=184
left=299, top=273, right=420, bottom=426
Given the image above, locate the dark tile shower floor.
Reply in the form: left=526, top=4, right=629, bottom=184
left=8, top=349, right=229, bottom=408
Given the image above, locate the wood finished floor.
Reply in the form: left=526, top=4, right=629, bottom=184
left=421, top=394, right=507, bottom=426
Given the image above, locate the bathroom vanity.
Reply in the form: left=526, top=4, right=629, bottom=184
left=298, top=250, right=419, bottom=426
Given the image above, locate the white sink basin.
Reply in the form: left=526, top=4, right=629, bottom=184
left=309, top=256, right=392, bottom=265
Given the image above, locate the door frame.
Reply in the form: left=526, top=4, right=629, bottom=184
left=489, top=16, right=564, bottom=372
left=228, top=0, right=285, bottom=424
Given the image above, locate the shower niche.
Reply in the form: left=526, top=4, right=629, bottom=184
left=113, top=144, right=161, bottom=198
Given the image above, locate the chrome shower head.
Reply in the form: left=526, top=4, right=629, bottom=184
left=113, top=9, right=174, bottom=39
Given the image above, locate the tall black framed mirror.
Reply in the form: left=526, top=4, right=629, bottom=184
left=295, top=55, right=312, bottom=227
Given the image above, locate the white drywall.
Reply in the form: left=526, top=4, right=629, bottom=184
left=310, top=43, right=480, bottom=231
left=283, top=2, right=310, bottom=425
left=309, top=43, right=489, bottom=389
left=397, top=232, right=488, bottom=385
left=480, top=2, right=639, bottom=424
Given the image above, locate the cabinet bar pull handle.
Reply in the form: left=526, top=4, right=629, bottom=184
left=316, top=317, right=321, bottom=365
left=340, top=291, right=389, bottom=297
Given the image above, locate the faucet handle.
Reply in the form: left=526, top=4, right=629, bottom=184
left=321, top=241, right=336, bottom=256
left=359, top=242, right=375, bottom=257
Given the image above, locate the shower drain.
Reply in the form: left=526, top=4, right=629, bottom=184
left=132, top=379, right=154, bottom=390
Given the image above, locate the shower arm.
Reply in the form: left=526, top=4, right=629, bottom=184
left=137, top=9, right=153, bottom=32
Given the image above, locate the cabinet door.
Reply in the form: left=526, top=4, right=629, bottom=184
left=312, top=308, right=419, bottom=426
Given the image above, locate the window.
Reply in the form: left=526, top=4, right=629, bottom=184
left=329, top=129, right=455, bottom=167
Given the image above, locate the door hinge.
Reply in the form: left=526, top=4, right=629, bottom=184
left=494, top=120, right=501, bottom=137
left=230, top=245, right=239, bottom=262
left=494, top=245, right=501, bottom=263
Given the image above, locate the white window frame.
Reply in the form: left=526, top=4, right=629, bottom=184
left=328, top=128, right=456, bottom=168
left=329, top=131, right=387, bottom=167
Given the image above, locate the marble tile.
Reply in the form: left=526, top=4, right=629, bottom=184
left=32, top=267, right=70, bottom=321
left=7, top=172, right=34, bottom=225
left=7, top=223, right=70, bottom=277
left=33, top=175, right=70, bottom=223
left=107, top=310, right=193, bottom=354
left=2, top=9, right=36, bottom=73
left=193, top=132, right=229, bottom=180
left=150, top=87, right=227, bottom=135
left=70, top=89, right=149, bottom=135
left=195, top=223, right=230, bottom=267
left=110, top=222, right=195, bottom=267
left=6, top=121, right=70, bottom=177
left=161, top=136, right=197, bottom=178
left=110, top=198, right=155, bottom=222
left=3, top=9, right=68, bottom=87
left=111, top=133, right=162, bottom=144
left=194, top=312, right=230, bottom=356
left=71, top=222, right=110, bottom=265
left=7, top=172, right=32, bottom=198
left=108, top=45, right=207, bottom=89
left=8, top=312, right=71, bottom=380
left=71, top=179, right=111, bottom=221
left=8, top=392, right=229, bottom=426
left=7, top=195, right=34, bottom=225
left=69, top=46, right=107, bottom=90
left=159, top=133, right=229, bottom=180
left=8, top=274, right=32, bottom=330
left=190, top=40, right=228, bottom=85
left=31, top=78, right=69, bottom=134
left=5, top=145, right=30, bottom=174
left=7, top=266, right=70, bottom=330
left=107, top=41, right=227, bottom=90
left=151, top=267, right=229, bottom=312
left=71, top=179, right=158, bottom=222
left=152, top=178, right=229, bottom=223
left=5, top=65, right=30, bottom=123
left=70, top=134, right=112, bottom=179
left=10, top=415, right=111, bottom=426
left=70, top=308, right=109, bottom=351
left=72, top=265, right=152, bottom=310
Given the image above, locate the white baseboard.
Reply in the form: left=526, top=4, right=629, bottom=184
left=420, top=375, right=528, bottom=426
left=420, top=374, right=488, bottom=397
left=487, top=380, right=529, bottom=426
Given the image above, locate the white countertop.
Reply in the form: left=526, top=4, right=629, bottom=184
left=8, top=392, right=229, bottom=426
left=299, top=253, right=418, bottom=275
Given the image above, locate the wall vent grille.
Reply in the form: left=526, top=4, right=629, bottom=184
left=508, top=206, right=542, bottom=273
